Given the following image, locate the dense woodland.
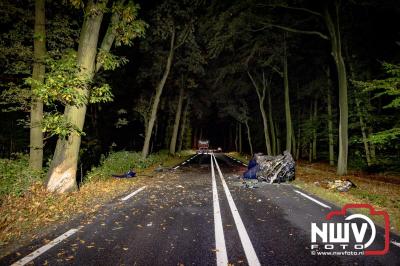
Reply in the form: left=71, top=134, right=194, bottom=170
left=1, top=0, right=399, bottom=193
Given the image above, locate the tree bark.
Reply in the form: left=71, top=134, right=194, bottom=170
left=283, top=33, right=293, bottom=153
left=169, top=85, right=184, bottom=154
left=239, top=122, right=242, bottom=153
left=312, top=97, right=318, bottom=161
left=323, top=2, right=348, bottom=175
left=267, top=86, right=276, bottom=155
left=178, top=97, right=189, bottom=152
left=327, top=80, right=335, bottom=166
left=142, top=28, right=175, bottom=158
left=29, top=0, right=46, bottom=170
left=234, top=122, right=238, bottom=152
left=355, top=95, right=372, bottom=166
left=248, top=71, right=272, bottom=155
left=245, top=120, right=253, bottom=155
left=46, top=1, right=105, bottom=193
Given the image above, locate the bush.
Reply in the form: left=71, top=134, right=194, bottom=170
left=0, top=153, right=43, bottom=197
left=85, top=150, right=172, bottom=182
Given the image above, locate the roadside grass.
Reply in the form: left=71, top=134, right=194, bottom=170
left=227, top=152, right=400, bottom=234
left=0, top=150, right=194, bottom=253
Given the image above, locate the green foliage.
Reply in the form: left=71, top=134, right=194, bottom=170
left=42, top=112, right=84, bottom=139
left=0, top=154, right=43, bottom=197
left=96, top=49, right=128, bottom=71
left=112, top=1, right=147, bottom=46
left=89, top=83, right=114, bottom=103
left=85, top=150, right=171, bottom=182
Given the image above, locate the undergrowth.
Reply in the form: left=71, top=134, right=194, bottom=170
left=0, top=154, right=44, bottom=198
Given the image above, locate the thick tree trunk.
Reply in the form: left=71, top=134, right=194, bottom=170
left=29, top=0, right=46, bottom=170
left=178, top=97, right=189, bottom=152
left=169, top=86, right=184, bottom=154
left=142, top=29, right=175, bottom=158
left=46, top=2, right=105, bottom=193
left=248, top=71, right=272, bottom=155
left=327, top=87, right=335, bottom=165
left=312, top=97, right=318, bottom=160
left=283, top=33, right=293, bottom=153
left=267, top=87, right=276, bottom=155
left=324, top=2, right=348, bottom=175
left=245, top=120, right=253, bottom=156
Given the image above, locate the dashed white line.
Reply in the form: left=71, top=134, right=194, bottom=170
left=11, top=227, right=81, bottom=266
left=391, top=240, right=400, bottom=248
left=294, top=190, right=331, bottom=209
left=212, top=154, right=261, bottom=266
left=211, top=154, right=229, bottom=265
left=121, top=186, right=147, bottom=201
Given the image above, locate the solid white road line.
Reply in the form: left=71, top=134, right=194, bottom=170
left=211, top=154, right=229, bottom=265
left=121, top=186, right=147, bottom=201
left=11, top=227, right=81, bottom=266
left=212, top=154, right=261, bottom=266
left=293, top=190, right=331, bottom=209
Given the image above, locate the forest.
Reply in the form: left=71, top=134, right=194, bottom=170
left=0, top=0, right=399, bottom=204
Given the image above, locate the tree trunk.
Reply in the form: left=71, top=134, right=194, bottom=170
left=309, top=102, right=313, bottom=162
left=46, top=1, right=105, bottom=193
left=324, top=2, right=348, bottom=175
left=142, top=29, right=175, bottom=158
left=312, top=97, right=318, bottom=161
left=169, top=86, right=184, bottom=154
left=245, top=120, right=253, bottom=156
left=283, top=33, right=293, bottom=153
left=275, top=121, right=281, bottom=154
left=368, top=127, right=376, bottom=162
left=355, top=95, right=372, bottom=166
left=234, top=122, right=238, bottom=152
left=267, top=87, right=276, bottom=155
left=248, top=71, right=272, bottom=155
left=326, top=68, right=335, bottom=166
left=178, top=97, right=189, bottom=152
left=29, top=0, right=46, bottom=170
left=239, top=122, right=242, bottom=153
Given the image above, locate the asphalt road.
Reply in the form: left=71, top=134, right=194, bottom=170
left=2, top=153, right=400, bottom=265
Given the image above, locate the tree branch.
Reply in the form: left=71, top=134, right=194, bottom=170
left=260, top=4, right=322, bottom=17
left=174, top=24, right=191, bottom=50
left=265, top=23, right=329, bottom=40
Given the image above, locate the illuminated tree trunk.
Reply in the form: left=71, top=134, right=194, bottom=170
left=29, top=0, right=46, bottom=170
left=234, top=122, right=238, bottom=151
left=324, top=2, right=348, bottom=175
left=245, top=120, right=253, bottom=155
left=248, top=71, right=272, bottom=155
left=178, top=97, right=189, bottom=152
left=309, top=102, right=313, bottom=162
left=283, top=33, right=293, bottom=153
left=142, top=29, right=175, bottom=158
left=169, top=86, right=184, bottom=154
left=46, top=2, right=105, bottom=193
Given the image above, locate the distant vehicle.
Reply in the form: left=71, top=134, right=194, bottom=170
left=217, top=147, right=222, bottom=153
left=197, top=140, right=209, bottom=154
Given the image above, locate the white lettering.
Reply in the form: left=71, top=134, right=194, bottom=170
left=311, top=223, right=328, bottom=243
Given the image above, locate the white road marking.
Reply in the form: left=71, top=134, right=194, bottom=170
left=210, top=154, right=229, bottom=265
left=11, top=227, right=81, bottom=266
left=391, top=240, right=400, bottom=248
left=121, top=186, right=147, bottom=201
left=293, top=190, right=331, bottom=209
left=212, top=154, right=261, bottom=266
left=173, top=165, right=180, bottom=169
